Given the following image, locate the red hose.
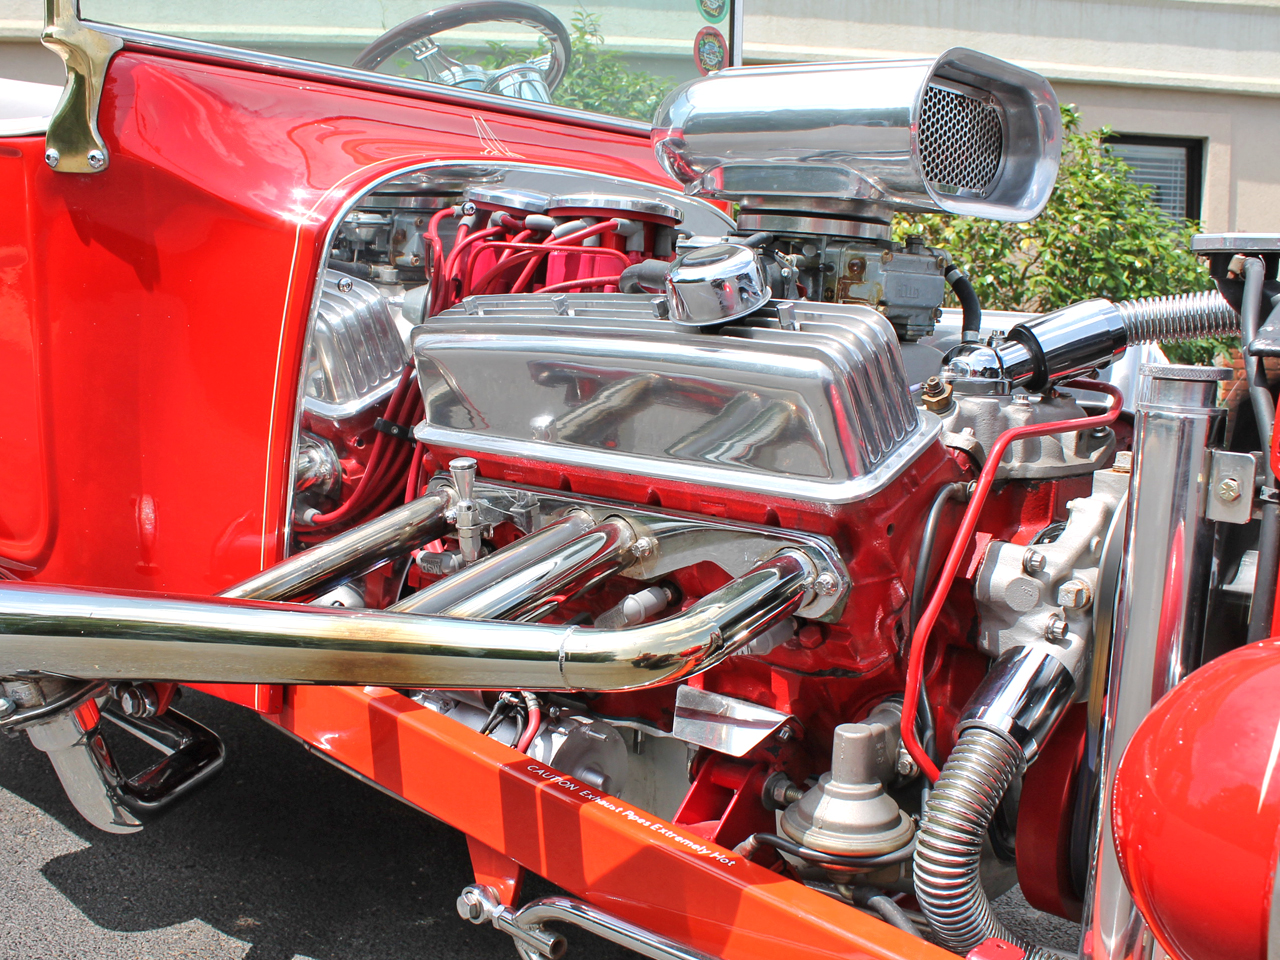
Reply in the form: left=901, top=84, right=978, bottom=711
left=517, top=693, right=541, bottom=753
left=899, top=378, right=1125, bottom=782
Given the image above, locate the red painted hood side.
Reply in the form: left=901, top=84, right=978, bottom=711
left=4, top=51, right=665, bottom=592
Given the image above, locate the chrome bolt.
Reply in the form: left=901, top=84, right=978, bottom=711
left=44, top=148, right=59, bottom=169
left=86, top=149, right=106, bottom=170
left=1057, top=579, right=1093, bottom=610
left=775, top=725, right=793, bottom=742
left=460, top=200, right=477, bottom=216
left=1045, top=614, right=1070, bottom=642
left=1113, top=451, right=1133, bottom=474
left=814, top=572, right=840, bottom=596
left=456, top=889, right=484, bottom=922
left=1217, top=477, right=1242, bottom=502
left=632, top=536, right=657, bottom=558
left=337, top=276, right=354, bottom=293
left=118, top=682, right=159, bottom=719
left=0, top=696, right=14, bottom=719
left=1022, top=549, right=1047, bottom=574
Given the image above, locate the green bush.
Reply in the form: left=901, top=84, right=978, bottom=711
left=895, top=105, right=1233, bottom=364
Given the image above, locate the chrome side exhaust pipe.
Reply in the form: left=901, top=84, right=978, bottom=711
left=0, top=549, right=814, bottom=692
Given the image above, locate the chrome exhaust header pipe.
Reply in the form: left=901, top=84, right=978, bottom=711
left=392, top=512, right=636, bottom=620
left=224, top=491, right=455, bottom=602
left=0, top=549, right=814, bottom=693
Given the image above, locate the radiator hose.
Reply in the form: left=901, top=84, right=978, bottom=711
left=913, top=729, right=1067, bottom=959
left=946, top=290, right=1239, bottom=390
left=913, top=646, right=1078, bottom=958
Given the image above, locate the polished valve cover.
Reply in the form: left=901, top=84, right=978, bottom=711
left=411, top=294, right=938, bottom=502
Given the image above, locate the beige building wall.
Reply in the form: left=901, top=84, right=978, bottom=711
left=742, top=0, right=1280, bottom=232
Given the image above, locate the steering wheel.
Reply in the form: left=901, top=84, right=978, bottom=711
left=353, top=1, right=572, bottom=102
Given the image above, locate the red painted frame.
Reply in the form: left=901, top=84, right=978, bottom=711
left=0, top=44, right=950, bottom=957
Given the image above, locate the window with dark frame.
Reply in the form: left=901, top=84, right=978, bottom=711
left=1104, top=134, right=1205, bottom=222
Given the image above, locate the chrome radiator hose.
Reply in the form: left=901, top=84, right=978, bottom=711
left=947, top=290, right=1239, bottom=390
left=915, top=646, right=1077, bottom=957
left=1112, top=290, right=1238, bottom=343
left=913, top=727, right=1022, bottom=953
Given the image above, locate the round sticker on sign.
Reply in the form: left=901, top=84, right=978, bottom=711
left=694, top=26, right=727, bottom=75
left=697, top=0, right=728, bottom=24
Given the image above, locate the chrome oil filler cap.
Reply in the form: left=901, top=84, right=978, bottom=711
left=665, top=243, right=770, bottom=329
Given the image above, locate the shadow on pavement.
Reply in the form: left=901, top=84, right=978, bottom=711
left=0, top=690, right=636, bottom=960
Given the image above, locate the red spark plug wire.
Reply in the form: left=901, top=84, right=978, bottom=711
left=900, top=378, right=1124, bottom=782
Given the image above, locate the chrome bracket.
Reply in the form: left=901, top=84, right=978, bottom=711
left=426, top=476, right=850, bottom=621
left=1206, top=449, right=1258, bottom=525
left=40, top=0, right=123, bottom=173
left=457, top=884, right=716, bottom=960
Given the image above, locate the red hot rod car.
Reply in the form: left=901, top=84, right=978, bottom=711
left=1, top=2, right=1276, bottom=959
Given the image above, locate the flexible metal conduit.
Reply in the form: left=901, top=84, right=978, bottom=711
left=0, top=550, right=813, bottom=692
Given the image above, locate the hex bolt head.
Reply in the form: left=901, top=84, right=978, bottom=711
left=1113, top=451, right=1133, bottom=474
left=1217, top=477, right=1242, bottom=502
left=1023, top=549, right=1047, bottom=574
left=118, top=682, right=159, bottom=719
left=456, top=892, right=483, bottom=921
left=1058, top=579, right=1093, bottom=610
left=1045, top=614, right=1070, bottom=642
left=632, top=536, right=657, bottom=558
left=44, top=148, right=60, bottom=169
left=896, top=747, right=919, bottom=778
left=0, top=696, right=15, bottom=720
left=86, top=149, right=106, bottom=170
left=814, top=572, right=840, bottom=596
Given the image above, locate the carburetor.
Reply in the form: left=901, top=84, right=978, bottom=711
left=751, top=204, right=949, bottom=341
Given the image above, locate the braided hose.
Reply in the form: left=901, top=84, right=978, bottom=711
left=1113, top=290, right=1238, bottom=344
left=914, top=727, right=1066, bottom=959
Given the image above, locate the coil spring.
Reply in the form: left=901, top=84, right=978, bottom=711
left=1115, top=290, right=1238, bottom=344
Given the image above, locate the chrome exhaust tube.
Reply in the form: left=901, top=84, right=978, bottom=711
left=0, top=549, right=814, bottom=692
left=390, top=509, right=595, bottom=615
left=224, top=491, right=454, bottom=602
left=1080, top=363, right=1229, bottom=960
left=392, top=514, right=636, bottom=621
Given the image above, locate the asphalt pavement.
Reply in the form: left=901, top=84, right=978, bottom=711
left=0, top=691, right=1080, bottom=960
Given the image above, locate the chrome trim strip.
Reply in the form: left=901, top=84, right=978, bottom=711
left=89, top=22, right=651, bottom=135
left=414, top=419, right=941, bottom=506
